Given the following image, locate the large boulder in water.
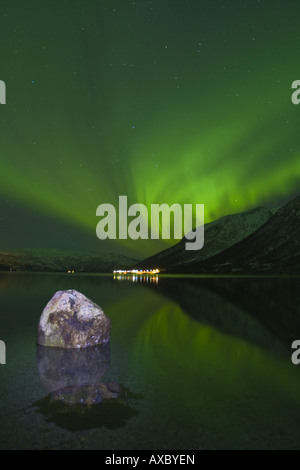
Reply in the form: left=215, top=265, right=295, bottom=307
left=37, top=289, right=111, bottom=349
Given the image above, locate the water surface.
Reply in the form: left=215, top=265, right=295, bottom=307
left=0, top=272, right=299, bottom=450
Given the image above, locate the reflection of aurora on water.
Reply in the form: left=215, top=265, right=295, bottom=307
left=1, top=273, right=300, bottom=448
left=129, top=286, right=300, bottom=449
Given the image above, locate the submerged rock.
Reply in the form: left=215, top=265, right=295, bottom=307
left=37, top=343, right=120, bottom=406
left=37, top=289, right=111, bottom=349
left=51, top=383, right=121, bottom=406
left=37, top=342, right=111, bottom=391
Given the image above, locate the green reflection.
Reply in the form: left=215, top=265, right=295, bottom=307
left=132, top=300, right=300, bottom=449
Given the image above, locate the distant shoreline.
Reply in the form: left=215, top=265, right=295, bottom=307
left=1, top=270, right=299, bottom=278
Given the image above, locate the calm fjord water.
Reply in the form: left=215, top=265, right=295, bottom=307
left=0, top=272, right=300, bottom=450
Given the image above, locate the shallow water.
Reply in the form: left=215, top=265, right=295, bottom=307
left=0, top=272, right=300, bottom=450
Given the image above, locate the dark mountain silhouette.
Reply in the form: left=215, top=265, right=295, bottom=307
left=136, top=206, right=273, bottom=271
left=136, top=195, right=300, bottom=274
left=0, top=249, right=139, bottom=273
left=194, top=195, right=300, bottom=274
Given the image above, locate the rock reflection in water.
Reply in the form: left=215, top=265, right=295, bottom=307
left=35, top=344, right=142, bottom=431
left=37, top=343, right=120, bottom=406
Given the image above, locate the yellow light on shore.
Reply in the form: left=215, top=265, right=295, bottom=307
left=113, top=268, right=160, bottom=275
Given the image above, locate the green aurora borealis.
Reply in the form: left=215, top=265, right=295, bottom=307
left=1, top=0, right=300, bottom=256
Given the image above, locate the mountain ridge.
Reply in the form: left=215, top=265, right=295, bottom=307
left=0, top=249, right=139, bottom=273
left=136, top=196, right=300, bottom=274
left=135, top=206, right=273, bottom=270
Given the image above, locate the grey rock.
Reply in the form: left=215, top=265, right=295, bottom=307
left=37, top=289, right=111, bottom=349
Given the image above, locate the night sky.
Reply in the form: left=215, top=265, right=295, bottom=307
left=1, top=0, right=300, bottom=257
